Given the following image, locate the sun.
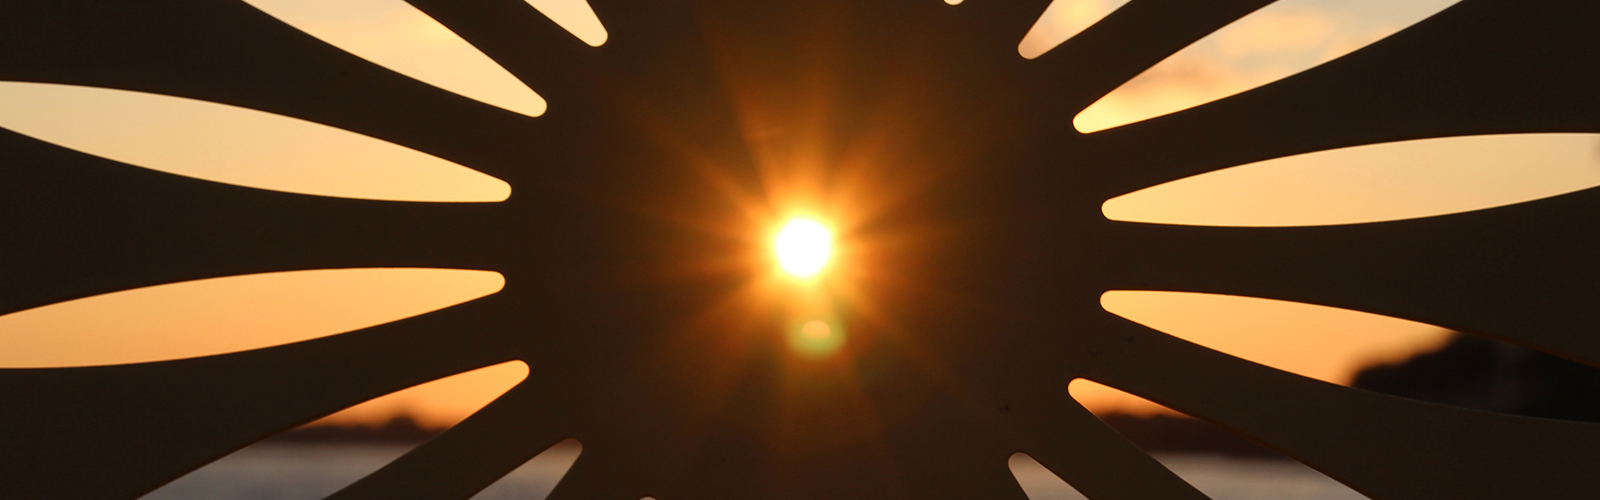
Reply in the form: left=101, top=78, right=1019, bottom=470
left=774, top=218, right=833, bottom=278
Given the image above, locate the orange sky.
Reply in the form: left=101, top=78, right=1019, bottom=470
left=1, top=0, right=1595, bottom=425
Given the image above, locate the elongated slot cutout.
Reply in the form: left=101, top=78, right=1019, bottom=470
left=1075, top=0, right=1460, bottom=133
left=244, top=0, right=548, bottom=117
left=1104, top=134, right=1600, bottom=227
left=141, top=361, right=530, bottom=500
left=1100, top=291, right=1453, bottom=390
left=0, top=82, right=510, bottom=202
left=1069, top=379, right=1369, bottom=499
left=1018, top=0, right=1134, bottom=59
left=470, top=438, right=582, bottom=500
left=524, top=0, right=609, bottom=46
left=0, top=268, right=504, bottom=368
left=1008, top=453, right=1090, bottom=500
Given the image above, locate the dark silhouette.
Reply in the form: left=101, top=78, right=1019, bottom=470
left=4, top=0, right=1600, bottom=499
left=1097, top=413, right=1280, bottom=459
left=1354, top=333, right=1600, bottom=422
left=1104, top=333, right=1600, bottom=459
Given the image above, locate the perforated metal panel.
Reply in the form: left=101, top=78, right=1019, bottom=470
left=3, top=1, right=1598, bottom=499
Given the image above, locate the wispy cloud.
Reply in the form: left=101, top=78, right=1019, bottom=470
left=1075, top=0, right=1459, bottom=132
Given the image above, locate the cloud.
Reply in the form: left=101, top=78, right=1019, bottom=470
left=1074, top=4, right=1430, bottom=132
left=1073, top=55, right=1256, bottom=133
left=1214, top=10, right=1331, bottom=58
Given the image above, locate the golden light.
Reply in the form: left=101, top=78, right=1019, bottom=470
left=774, top=218, right=833, bottom=277
left=801, top=319, right=832, bottom=340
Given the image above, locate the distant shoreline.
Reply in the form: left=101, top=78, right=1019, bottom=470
left=274, top=412, right=1288, bottom=459
left=273, top=415, right=441, bottom=444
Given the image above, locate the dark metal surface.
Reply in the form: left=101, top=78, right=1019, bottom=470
left=2, top=0, right=1598, bottom=498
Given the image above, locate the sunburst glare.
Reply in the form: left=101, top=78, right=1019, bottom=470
left=775, top=218, right=833, bottom=277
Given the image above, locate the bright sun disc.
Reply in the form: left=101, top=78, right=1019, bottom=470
left=775, top=219, right=832, bottom=277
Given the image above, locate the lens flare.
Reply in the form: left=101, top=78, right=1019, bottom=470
left=802, top=319, right=831, bottom=340
left=775, top=219, right=832, bottom=277
left=789, top=319, right=845, bottom=358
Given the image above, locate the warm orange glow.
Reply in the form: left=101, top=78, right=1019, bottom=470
left=775, top=218, right=833, bottom=277
left=0, top=268, right=504, bottom=368
left=802, top=319, right=832, bottom=340
left=312, top=360, right=528, bottom=429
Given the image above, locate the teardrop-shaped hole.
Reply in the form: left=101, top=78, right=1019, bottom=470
left=1103, top=134, right=1600, bottom=227
left=0, top=268, right=504, bottom=368
left=1069, top=379, right=1370, bottom=499
left=1018, top=0, right=1134, bottom=59
left=1008, top=453, right=1090, bottom=500
left=0, top=82, right=510, bottom=202
left=1074, top=0, right=1460, bottom=133
left=473, top=439, right=583, bottom=499
left=525, top=0, right=609, bottom=46
left=139, top=361, right=531, bottom=500
left=243, top=0, right=548, bottom=117
left=1101, top=291, right=1600, bottom=422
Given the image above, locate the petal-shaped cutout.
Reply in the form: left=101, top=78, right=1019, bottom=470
left=1103, top=134, right=1600, bottom=227
left=1017, top=0, right=1133, bottom=59
left=525, top=0, right=609, bottom=46
left=1069, top=379, right=1370, bottom=499
left=1074, top=0, right=1460, bottom=133
left=473, top=439, right=582, bottom=499
left=1008, top=453, right=1089, bottom=500
left=0, top=82, right=510, bottom=202
left=140, top=361, right=531, bottom=500
left=307, top=360, right=530, bottom=431
left=243, top=0, right=548, bottom=117
left=1067, top=369, right=1174, bottom=418
left=1099, top=291, right=1453, bottom=389
left=0, top=268, right=504, bottom=368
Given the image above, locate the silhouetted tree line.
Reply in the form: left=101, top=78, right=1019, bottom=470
left=1103, top=332, right=1600, bottom=458
left=1352, top=332, right=1600, bottom=422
